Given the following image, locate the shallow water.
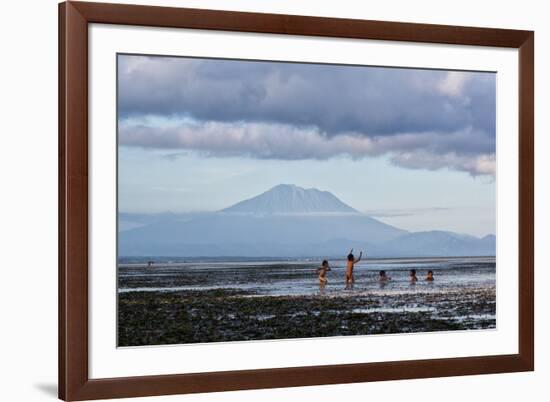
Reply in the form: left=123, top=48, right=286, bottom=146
left=118, top=257, right=496, bottom=344
left=118, top=256, right=495, bottom=297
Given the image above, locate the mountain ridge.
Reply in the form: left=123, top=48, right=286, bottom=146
left=221, top=184, right=358, bottom=214
left=118, top=184, right=495, bottom=258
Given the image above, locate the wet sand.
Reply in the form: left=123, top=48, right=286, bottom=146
left=118, top=284, right=496, bottom=346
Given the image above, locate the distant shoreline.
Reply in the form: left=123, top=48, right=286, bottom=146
left=118, top=255, right=496, bottom=266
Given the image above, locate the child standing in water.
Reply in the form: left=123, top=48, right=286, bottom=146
left=316, top=260, right=331, bottom=287
left=378, top=270, right=391, bottom=282
left=409, top=269, right=418, bottom=283
left=378, top=270, right=391, bottom=288
left=425, top=270, right=434, bottom=281
left=345, top=249, right=362, bottom=288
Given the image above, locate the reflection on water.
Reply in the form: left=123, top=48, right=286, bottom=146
left=118, top=256, right=496, bottom=297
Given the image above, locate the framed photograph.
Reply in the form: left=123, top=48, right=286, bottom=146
left=59, top=1, right=534, bottom=400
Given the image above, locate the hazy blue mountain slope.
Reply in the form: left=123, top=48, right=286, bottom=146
left=371, top=231, right=495, bottom=257
left=118, top=184, right=495, bottom=258
left=119, top=213, right=405, bottom=257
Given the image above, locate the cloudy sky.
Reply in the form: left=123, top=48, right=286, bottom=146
left=118, top=54, right=496, bottom=236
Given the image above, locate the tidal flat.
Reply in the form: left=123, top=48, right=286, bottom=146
left=118, top=286, right=496, bottom=346
left=118, top=257, right=496, bottom=346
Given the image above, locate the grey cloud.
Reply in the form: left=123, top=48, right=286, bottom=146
left=118, top=55, right=496, bottom=142
left=364, top=207, right=452, bottom=218
left=119, top=121, right=374, bottom=160
left=389, top=151, right=495, bottom=177
left=117, top=55, right=496, bottom=176
left=119, top=120, right=495, bottom=176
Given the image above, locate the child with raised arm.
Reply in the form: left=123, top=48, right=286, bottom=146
left=316, top=260, right=331, bottom=287
left=345, top=249, right=362, bottom=288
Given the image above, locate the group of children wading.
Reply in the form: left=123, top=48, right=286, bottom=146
left=316, top=249, right=435, bottom=289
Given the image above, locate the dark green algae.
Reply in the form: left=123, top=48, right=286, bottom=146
left=118, top=287, right=495, bottom=347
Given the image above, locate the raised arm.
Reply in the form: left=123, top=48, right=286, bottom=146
left=355, top=251, right=363, bottom=263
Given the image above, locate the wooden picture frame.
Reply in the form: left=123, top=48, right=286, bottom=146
left=59, top=1, right=534, bottom=400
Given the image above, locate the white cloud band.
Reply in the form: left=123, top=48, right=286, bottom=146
left=119, top=120, right=495, bottom=176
